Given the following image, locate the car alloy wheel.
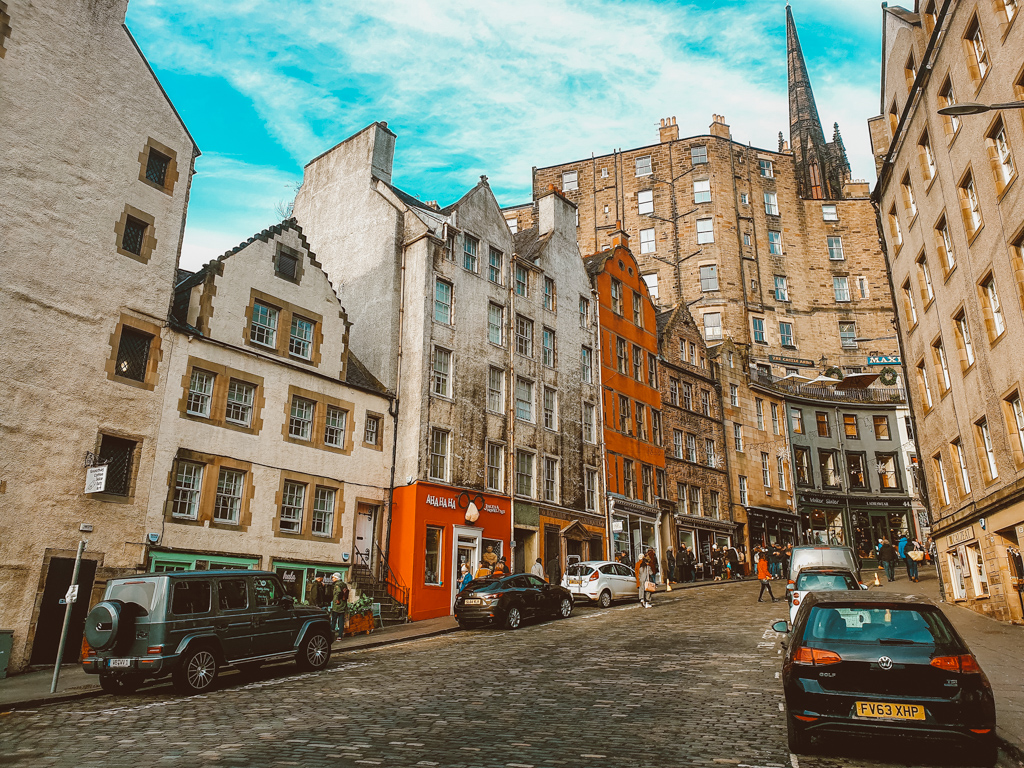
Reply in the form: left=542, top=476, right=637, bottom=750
left=559, top=597, right=572, bottom=618
left=505, top=607, right=522, bottom=630
left=176, top=648, right=218, bottom=694
left=598, top=590, right=612, bottom=609
left=300, top=632, right=331, bottom=670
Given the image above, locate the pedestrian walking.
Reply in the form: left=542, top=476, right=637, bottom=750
left=330, top=572, right=349, bottom=634
left=879, top=538, right=898, bottom=582
left=635, top=549, right=658, bottom=608
left=783, top=543, right=793, bottom=579
left=711, top=546, right=724, bottom=581
left=665, top=548, right=676, bottom=586
left=756, top=549, right=779, bottom=602
left=904, top=538, right=923, bottom=582
left=531, top=557, right=545, bottom=579
left=726, top=545, right=742, bottom=580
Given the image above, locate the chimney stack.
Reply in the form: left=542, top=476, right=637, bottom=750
left=659, top=116, right=679, bottom=143
left=709, top=114, right=730, bottom=139
left=610, top=220, right=630, bottom=249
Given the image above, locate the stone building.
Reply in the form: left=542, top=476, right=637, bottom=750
left=510, top=190, right=606, bottom=578
left=292, top=124, right=603, bottom=619
left=774, top=379, right=916, bottom=563
left=0, top=0, right=197, bottom=672
left=870, top=0, right=1024, bottom=621
left=718, top=340, right=796, bottom=568
left=585, top=229, right=665, bottom=565
left=656, top=304, right=735, bottom=574
left=506, top=7, right=896, bottom=383
left=151, top=220, right=393, bottom=602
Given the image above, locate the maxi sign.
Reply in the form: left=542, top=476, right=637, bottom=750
left=867, top=355, right=901, bottom=366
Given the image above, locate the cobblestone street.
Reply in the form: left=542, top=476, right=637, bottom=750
left=0, top=582, right=1008, bottom=768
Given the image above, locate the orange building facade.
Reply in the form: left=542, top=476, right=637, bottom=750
left=585, top=229, right=666, bottom=564
left=389, top=481, right=512, bottom=622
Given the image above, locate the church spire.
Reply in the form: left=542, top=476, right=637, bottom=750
left=786, top=5, right=841, bottom=199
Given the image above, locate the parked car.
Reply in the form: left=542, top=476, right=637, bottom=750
left=788, top=545, right=860, bottom=583
left=773, top=591, right=996, bottom=765
left=82, top=570, right=333, bottom=695
left=788, top=567, right=866, bottom=623
left=453, top=573, right=573, bottom=629
left=562, top=560, right=636, bottom=607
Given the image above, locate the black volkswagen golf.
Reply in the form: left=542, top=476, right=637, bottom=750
left=453, top=573, right=573, bottom=630
left=774, top=592, right=996, bottom=765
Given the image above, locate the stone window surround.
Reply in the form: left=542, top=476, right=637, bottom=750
left=281, top=384, right=357, bottom=455
left=114, top=204, right=157, bottom=264
left=105, top=314, right=163, bottom=391
left=362, top=411, right=385, bottom=452
left=177, top=356, right=265, bottom=436
left=163, top=449, right=255, bottom=532
left=244, top=288, right=325, bottom=368
left=272, top=469, right=344, bottom=543
left=137, top=137, right=180, bottom=196
left=87, top=429, right=145, bottom=504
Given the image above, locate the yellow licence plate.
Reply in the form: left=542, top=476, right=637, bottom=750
left=855, top=701, right=925, bottom=720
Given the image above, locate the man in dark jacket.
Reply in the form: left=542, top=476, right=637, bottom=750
left=726, top=546, right=742, bottom=579
left=665, top=549, right=676, bottom=585
left=879, top=538, right=899, bottom=582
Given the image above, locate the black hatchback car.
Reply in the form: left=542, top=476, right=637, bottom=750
left=774, top=591, right=997, bottom=765
left=453, top=573, right=574, bottom=630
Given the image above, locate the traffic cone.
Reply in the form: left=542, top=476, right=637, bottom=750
left=873, top=572, right=881, bottom=587
left=666, top=582, right=672, bottom=592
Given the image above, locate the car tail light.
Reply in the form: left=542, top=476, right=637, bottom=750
left=793, top=647, right=842, bottom=666
left=82, top=635, right=95, bottom=658
left=147, top=646, right=164, bottom=655
left=931, top=654, right=982, bottom=674
left=589, top=571, right=599, bottom=582
left=970, top=729, right=992, bottom=734
left=793, top=714, right=819, bottom=722
left=792, top=598, right=800, bottom=606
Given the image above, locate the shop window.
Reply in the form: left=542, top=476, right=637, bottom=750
left=948, top=548, right=968, bottom=600
left=425, top=527, right=443, bottom=585
left=966, top=543, right=989, bottom=597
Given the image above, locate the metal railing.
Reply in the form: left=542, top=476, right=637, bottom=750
left=354, top=543, right=409, bottom=619
left=753, top=374, right=906, bottom=404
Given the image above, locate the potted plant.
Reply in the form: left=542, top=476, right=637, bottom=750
left=345, top=594, right=375, bottom=636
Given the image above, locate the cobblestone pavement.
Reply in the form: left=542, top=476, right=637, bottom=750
left=0, top=582, right=1010, bottom=767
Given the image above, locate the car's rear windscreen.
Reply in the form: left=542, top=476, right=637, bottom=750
left=107, top=580, right=158, bottom=615
left=795, top=573, right=857, bottom=591
left=566, top=564, right=595, bottom=577
left=804, top=605, right=959, bottom=649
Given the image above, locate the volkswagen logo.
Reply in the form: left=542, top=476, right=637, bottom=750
left=878, top=656, right=894, bottom=670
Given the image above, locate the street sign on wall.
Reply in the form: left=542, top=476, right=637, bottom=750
left=84, top=466, right=107, bottom=494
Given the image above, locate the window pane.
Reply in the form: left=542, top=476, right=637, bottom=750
left=425, top=527, right=443, bottom=585
left=225, top=380, right=255, bottom=426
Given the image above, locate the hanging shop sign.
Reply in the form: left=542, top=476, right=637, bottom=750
left=84, top=465, right=108, bottom=494
left=867, top=355, right=901, bottom=366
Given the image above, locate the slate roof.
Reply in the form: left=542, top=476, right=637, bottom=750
left=511, top=225, right=551, bottom=264
left=582, top=249, right=614, bottom=277
left=345, top=352, right=389, bottom=396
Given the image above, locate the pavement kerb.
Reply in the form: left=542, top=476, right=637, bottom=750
left=0, top=576, right=753, bottom=714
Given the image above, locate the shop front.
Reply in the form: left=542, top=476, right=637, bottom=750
left=798, top=492, right=914, bottom=566
left=674, top=512, right=740, bottom=579
left=148, top=550, right=259, bottom=572
left=272, top=560, right=351, bottom=604
left=936, top=508, right=1024, bottom=623
left=390, top=481, right=511, bottom=622
left=608, top=494, right=661, bottom=566
left=746, top=506, right=799, bottom=549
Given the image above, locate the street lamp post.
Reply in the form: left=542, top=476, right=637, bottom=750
left=937, top=101, right=1024, bottom=116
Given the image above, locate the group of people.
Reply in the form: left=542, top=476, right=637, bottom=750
left=307, top=572, right=350, bottom=633
left=876, top=534, right=925, bottom=582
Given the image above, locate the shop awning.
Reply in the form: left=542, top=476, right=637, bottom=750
left=746, top=505, right=800, bottom=520
left=673, top=512, right=740, bottom=533
left=608, top=494, right=661, bottom=518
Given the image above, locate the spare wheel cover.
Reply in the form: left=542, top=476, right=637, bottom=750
left=84, top=601, right=121, bottom=651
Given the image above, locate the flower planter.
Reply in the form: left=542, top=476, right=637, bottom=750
left=344, top=611, right=374, bottom=636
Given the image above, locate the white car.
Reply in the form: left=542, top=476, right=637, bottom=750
left=562, top=560, right=637, bottom=607
left=788, top=567, right=866, bottom=623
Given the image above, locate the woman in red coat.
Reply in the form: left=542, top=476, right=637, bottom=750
left=756, top=548, right=779, bottom=602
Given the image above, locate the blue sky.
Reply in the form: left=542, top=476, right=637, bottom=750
left=125, top=0, right=909, bottom=270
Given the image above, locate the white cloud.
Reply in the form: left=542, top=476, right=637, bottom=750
left=128, top=0, right=888, bottom=222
